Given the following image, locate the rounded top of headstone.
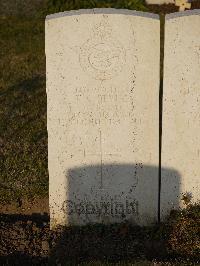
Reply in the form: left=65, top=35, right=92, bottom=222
left=46, top=8, right=159, bottom=21
left=166, top=9, right=200, bottom=20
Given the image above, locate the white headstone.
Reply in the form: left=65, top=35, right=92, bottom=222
left=162, top=10, right=200, bottom=219
left=46, top=9, right=160, bottom=228
left=146, top=0, right=191, bottom=9
left=175, top=0, right=191, bottom=11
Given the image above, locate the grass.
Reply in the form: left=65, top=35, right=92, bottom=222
left=0, top=0, right=149, bottom=204
left=0, top=15, right=47, bottom=203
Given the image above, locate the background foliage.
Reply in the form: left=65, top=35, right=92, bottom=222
left=46, top=0, right=147, bottom=14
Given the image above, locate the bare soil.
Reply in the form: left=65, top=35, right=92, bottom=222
left=0, top=198, right=49, bottom=216
left=0, top=214, right=169, bottom=265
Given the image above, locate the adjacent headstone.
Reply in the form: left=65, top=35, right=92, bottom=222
left=146, top=0, right=191, bottom=10
left=46, top=9, right=160, bottom=228
left=162, top=10, right=200, bottom=219
left=175, top=0, right=191, bottom=11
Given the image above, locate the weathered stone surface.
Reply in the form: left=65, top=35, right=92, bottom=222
left=46, top=9, right=160, bottom=227
left=175, top=0, right=191, bottom=11
left=161, top=10, right=200, bottom=219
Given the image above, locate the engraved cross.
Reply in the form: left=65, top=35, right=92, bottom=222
left=84, top=130, right=120, bottom=189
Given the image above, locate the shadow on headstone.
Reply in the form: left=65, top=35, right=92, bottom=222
left=62, top=164, right=181, bottom=226
left=49, top=164, right=181, bottom=264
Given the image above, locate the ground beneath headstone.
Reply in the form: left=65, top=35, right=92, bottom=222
left=1, top=213, right=198, bottom=265
left=1, top=200, right=199, bottom=265
left=0, top=213, right=172, bottom=265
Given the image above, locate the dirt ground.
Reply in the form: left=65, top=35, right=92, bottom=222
left=0, top=198, right=49, bottom=216
left=0, top=212, right=173, bottom=265
left=0, top=198, right=166, bottom=265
